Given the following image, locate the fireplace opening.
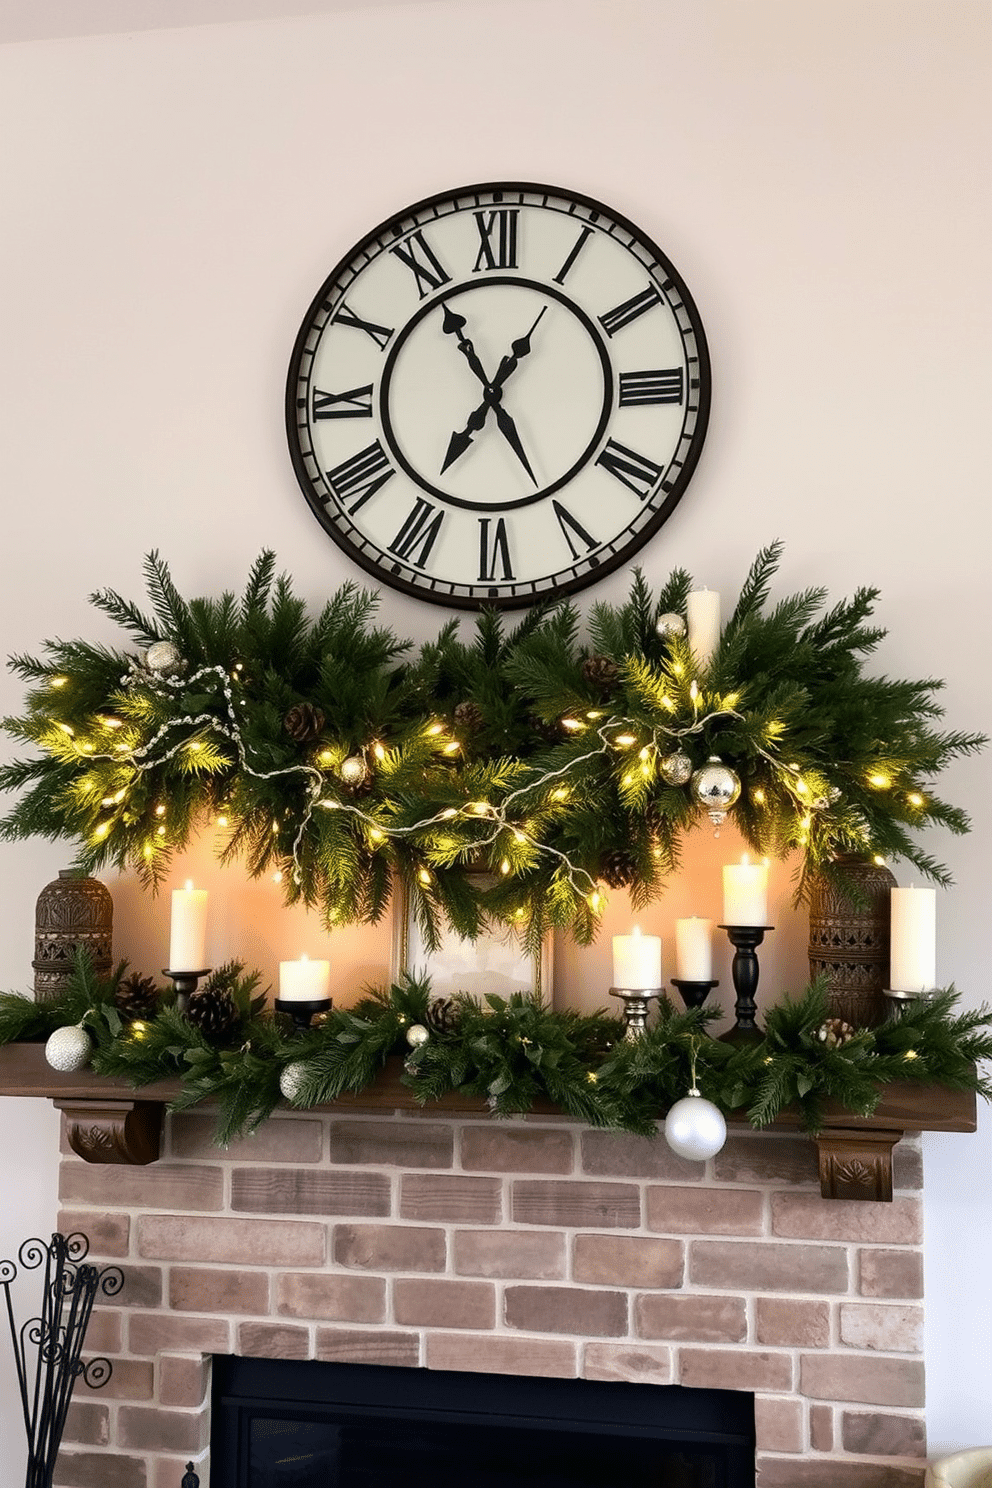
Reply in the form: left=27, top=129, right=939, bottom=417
left=211, top=1355, right=756, bottom=1487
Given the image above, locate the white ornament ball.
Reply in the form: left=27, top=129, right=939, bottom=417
left=145, top=640, right=184, bottom=676
left=664, top=1089, right=727, bottom=1161
left=45, top=1023, right=92, bottom=1074
left=339, top=755, right=368, bottom=786
left=655, top=612, right=687, bottom=641
left=278, top=1060, right=310, bottom=1102
left=405, top=1023, right=430, bottom=1049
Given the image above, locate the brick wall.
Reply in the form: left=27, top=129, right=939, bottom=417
left=55, top=1111, right=928, bottom=1488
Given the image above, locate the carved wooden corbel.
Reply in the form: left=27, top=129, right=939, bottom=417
left=53, top=1098, right=163, bottom=1165
left=814, top=1127, right=903, bottom=1202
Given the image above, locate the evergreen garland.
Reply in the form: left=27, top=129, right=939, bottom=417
left=0, top=543, right=984, bottom=951
left=2, top=956, right=991, bottom=1146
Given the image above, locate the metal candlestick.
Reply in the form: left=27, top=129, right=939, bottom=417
left=718, top=926, right=773, bottom=1043
left=274, top=997, right=333, bottom=1033
left=671, top=978, right=719, bottom=1010
left=162, top=969, right=211, bottom=1015
left=609, top=986, right=663, bottom=1040
left=883, top=987, right=935, bottom=1021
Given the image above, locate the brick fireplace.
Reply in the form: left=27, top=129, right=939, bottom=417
left=50, top=1106, right=929, bottom=1488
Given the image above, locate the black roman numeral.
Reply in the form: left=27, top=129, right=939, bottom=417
left=595, top=439, right=664, bottom=500
left=327, top=440, right=395, bottom=514
left=618, top=369, right=684, bottom=406
left=390, top=498, right=444, bottom=568
left=553, top=225, right=593, bottom=285
left=552, top=500, right=597, bottom=562
left=389, top=230, right=452, bottom=298
left=598, top=285, right=662, bottom=338
left=478, top=517, right=514, bottom=582
left=312, top=385, right=374, bottom=420
left=333, top=301, right=394, bottom=350
left=473, top=209, right=519, bottom=272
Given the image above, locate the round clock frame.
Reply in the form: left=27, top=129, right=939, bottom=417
left=285, top=182, right=711, bottom=610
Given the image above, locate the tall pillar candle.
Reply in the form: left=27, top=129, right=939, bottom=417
left=168, top=880, right=208, bottom=971
left=890, top=886, right=936, bottom=992
left=686, top=588, right=721, bottom=667
left=722, top=856, right=768, bottom=926
left=612, top=926, right=662, bottom=989
left=279, top=954, right=331, bottom=1003
left=675, top=918, right=713, bottom=980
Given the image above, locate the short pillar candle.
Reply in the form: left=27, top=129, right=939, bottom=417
left=686, top=588, right=721, bottom=666
left=279, top=954, right=331, bottom=1003
left=675, top=918, right=713, bottom=981
left=722, top=856, right=768, bottom=926
left=612, top=926, right=662, bottom=988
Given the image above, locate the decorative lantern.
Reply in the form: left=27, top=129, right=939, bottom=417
left=807, top=856, right=896, bottom=1027
left=33, top=870, right=113, bottom=1002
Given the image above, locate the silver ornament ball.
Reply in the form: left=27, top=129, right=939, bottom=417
left=45, top=1023, right=92, bottom=1073
left=664, top=1089, right=727, bottom=1161
left=655, top=612, right=687, bottom=641
left=690, top=755, right=742, bottom=826
left=659, top=750, right=693, bottom=787
left=405, top=1023, right=430, bottom=1049
left=145, top=640, right=184, bottom=677
left=339, top=755, right=368, bottom=786
left=278, top=1060, right=310, bottom=1102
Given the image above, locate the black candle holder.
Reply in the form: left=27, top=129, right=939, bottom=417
left=609, top=986, right=663, bottom=1040
left=274, top=997, right=332, bottom=1033
left=717, top=926, right=772, bottom=1043
left=162, top=968, right=211, bottom=1015
left=671, top=978, right=719, bottom=1010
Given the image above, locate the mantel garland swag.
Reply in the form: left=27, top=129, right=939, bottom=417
left=1, top=957, right=991, bottom=1146
left=0, top=542, right=985, bottom=952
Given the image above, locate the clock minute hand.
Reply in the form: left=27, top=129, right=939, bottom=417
left=440, top=306, right=548, bottom=478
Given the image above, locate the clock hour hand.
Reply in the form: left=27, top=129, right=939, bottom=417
left=440, top=303, right=491, bottom=389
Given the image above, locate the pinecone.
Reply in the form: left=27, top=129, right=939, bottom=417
left=816, top=1016, right=856, bottom=1048
left=425, top=997, right=462, bottom=1036
left=581, top=654, right=620, bottom=693
left=114, top=971, right=160, bottom=1022
left=283, top=702, right=325, bottom=743
left=186, top=985, right=238, bottom=1040
left=453, top=700, right=484, bottom=732
left=599, top=849, right=639, bottom=889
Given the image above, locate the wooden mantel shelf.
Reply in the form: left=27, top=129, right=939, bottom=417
left=0, top=1042, right=977, bottom=1202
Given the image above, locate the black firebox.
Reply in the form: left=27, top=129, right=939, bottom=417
left=211, top=1355, right=755, bottom=1487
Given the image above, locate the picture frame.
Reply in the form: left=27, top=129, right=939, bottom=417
left=392, top=874, right=553, bottom=1002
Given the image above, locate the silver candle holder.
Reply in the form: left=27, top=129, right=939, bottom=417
left=609, top=986, right=664, bottom=1040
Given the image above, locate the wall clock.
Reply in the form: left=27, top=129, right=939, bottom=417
left=286, top=182, right=710, bottom=610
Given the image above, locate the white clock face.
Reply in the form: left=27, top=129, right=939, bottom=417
left=286, top=183, right=710, bottom=609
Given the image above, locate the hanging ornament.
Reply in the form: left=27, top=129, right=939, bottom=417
left=278, top=1060, right=310, bottom=1101
left=145, top=640, right=185, bottom=677
left=659, top=750, right=693, bottom=787
left=691, top=755, right=742, bottom=829
left=45, top=1022, right=93, bottom=1073
left=664, top=1088, right=727, bottom=1161
left=339, top=755, right=368, bottom=787
left=405, top=1023, right=430, bottom=1049
left=655, top=612, right=687, bottom=641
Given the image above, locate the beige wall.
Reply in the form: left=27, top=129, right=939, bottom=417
left=1, top=0, right=989, bottom=1473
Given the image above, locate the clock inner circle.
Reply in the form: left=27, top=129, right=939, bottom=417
left=379, top=278, right=613, bottom=513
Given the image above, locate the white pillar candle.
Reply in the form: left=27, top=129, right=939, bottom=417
left=612, top=926, right=662, bottom=989
left=169, top=880, right=208, bottom=972
left=686, top=588, right=721, bottom=667
left=722, top=856, right=768, bottom=926
left=279, top=954, right=331, bottom=1003
left=890, top=886, right=936, bottom=992
left=675, top=918, right=713, bottom=980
